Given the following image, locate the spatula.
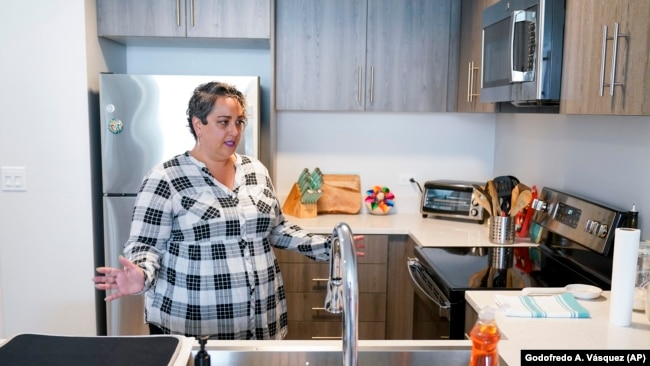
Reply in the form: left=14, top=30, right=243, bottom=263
left=487, top=180, right=501, bottom=216
left=472, top=184, right=493, bottom=216
left=510, top=184, right=532, bottom=217
left=493, top=175, right=519, bottom=214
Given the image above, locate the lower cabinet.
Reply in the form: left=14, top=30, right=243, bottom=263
left=464, top=301, right=479, bottom=339
left=274, top=235, right=389, bottom=340
left=275, top=234, right=435, bottom=340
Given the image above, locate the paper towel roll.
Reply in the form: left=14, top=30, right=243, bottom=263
left=609, top=228, right=641, bottom=326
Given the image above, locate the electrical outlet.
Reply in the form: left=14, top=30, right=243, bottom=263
left=399, top=174, right=414, bottom=186
left=1, top=166, right=26, bottom=191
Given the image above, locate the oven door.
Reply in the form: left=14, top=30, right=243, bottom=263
left=407, top=257, right=455, bottom=339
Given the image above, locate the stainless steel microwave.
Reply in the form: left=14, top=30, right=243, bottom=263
left=481, top=0, right=565, bottom=106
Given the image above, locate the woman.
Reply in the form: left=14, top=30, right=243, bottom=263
left=93, top=81, right=362, bottom=339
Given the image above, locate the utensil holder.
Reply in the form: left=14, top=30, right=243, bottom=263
left=488, top=247, right=514, bottom=269
left=489, top=216, right=515, bottom=244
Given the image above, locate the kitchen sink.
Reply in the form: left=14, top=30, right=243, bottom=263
left=199, top=344, right=508, bottom=366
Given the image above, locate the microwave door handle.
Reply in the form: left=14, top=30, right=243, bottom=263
left=510, top=10, right=536, bottom=83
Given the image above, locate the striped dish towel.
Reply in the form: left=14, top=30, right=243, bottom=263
left=494, top=293, right=590, bottom=318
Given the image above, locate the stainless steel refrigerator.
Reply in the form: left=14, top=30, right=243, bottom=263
left=99, top=74, right=260, bottom=336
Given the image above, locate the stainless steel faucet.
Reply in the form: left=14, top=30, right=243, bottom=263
left=324, top=222, right=358, bottom=366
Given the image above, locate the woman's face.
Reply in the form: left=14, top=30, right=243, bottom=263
left=193, top=96, right=246, bottom=161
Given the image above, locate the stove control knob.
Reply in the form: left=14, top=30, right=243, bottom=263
left=470, top=208, right=479, bottom=217
left=585, top=219, right=598, bottom=234
left=531, top=198, right=547, bottom=212
left=596, top=224, right=609, bottom=238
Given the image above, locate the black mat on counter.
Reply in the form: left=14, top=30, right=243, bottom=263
left=0, top=333, right=181, bottom=366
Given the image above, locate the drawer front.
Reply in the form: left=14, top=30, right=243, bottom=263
left=280, top=263, right=387, bottom=293
left=286, top=322, right=386, bottom=340
left=286, top=292, right=387, bottom=322
left=273, top=235, right=388, bottom=264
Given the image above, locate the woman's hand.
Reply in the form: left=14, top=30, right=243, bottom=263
left=93, top=255, right=145, bottom=301
left=354, top=235, right=366, bottom=257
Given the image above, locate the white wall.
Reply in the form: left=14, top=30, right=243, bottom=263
left=494, top=113, right=650, bottom=238
left=275, top=112, right=497, bottom=212
left=122, top=47, right=498, bottom=213
left=0, top=0, right=96, bottom=337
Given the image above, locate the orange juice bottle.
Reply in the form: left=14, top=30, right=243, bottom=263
left=469, top=308, right=500, bottom=366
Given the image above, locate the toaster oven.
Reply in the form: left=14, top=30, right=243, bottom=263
left=420, top=180, right=485, bottom=223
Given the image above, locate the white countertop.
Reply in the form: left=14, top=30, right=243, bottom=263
left=287, top=213, right=537, bottom=247
left=466, top=291, right=650, bottom=366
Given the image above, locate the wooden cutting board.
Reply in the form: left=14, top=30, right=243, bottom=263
left=317, top=174, right=362, bottom=214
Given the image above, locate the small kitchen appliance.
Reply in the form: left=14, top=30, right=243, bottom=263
left=481, top=0, right=566, bottom=105
left=420, top=180, right=485, bottom=223
left=408, top=187, right=628, bottom=339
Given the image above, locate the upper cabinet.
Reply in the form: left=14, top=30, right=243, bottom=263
left=456, top=0, right=498, bottom=113
left=560, top=1, right=650, bottom=115
left=275, top=0, right=460, bottom=112
left=97, top=0, right=270, bottom=40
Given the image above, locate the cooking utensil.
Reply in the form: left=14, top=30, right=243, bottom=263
left=510, top=184, right=520, bottom=214
left=487, top=180, right=501, bottom=216
left=521, top=284, right=603, bottom=300
left=472, top=184, right=493, bottom=216
left=493, top=175, right=519, bottom=214
left=510, top=184, right=532, bottom=217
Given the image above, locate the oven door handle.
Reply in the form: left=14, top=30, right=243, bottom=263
left=407, top=258, right=451, bottom=319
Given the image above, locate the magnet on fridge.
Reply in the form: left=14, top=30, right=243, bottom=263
left=108, top=118, right=124, bottom=134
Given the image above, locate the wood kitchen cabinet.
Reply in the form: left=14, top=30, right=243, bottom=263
left=274, top=235, right=389, bottom=340
left=97, top=0, right=270, bottom=40
left=275, top=0, right=461, bottom=112
left=560, top=1, right=650, bottom=115
left=456, top=0, right=498, bottom=113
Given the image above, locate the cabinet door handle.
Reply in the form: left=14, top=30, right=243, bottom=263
left=357, top=66, right=362, bottom=103
left=599, top=23, right=628, bottom=97
left=190, top=0, right=195, bottom=27
left=312, top=336, right=342, bottom=340
left=467, top=62, right=472, bottom=103
left=176, top=0, right=181, bottom=27
left=599, top=25, right=608, bottom=96
left=609, top=22, right=628, bottom=96
left=468, top=61, right=480, bottom=103
left=369, top=66, right=375, bottom=104
left=312, top=278, right=329, bottom=282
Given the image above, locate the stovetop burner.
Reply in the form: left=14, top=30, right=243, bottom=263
left=414, top=243, right=612, bottom=303
left=414, top=246, right=536, bottom=302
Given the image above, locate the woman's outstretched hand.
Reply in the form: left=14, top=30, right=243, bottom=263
left=93, top=255, right=145, bottom=301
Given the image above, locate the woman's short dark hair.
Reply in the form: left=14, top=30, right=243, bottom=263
left=186, top=81, right=247, bottom=139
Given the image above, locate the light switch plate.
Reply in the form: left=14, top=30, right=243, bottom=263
left=1, top=166, right=26, bottom=191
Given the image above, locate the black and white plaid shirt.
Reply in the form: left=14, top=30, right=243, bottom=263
left=124, top=152, right=330, bottom=339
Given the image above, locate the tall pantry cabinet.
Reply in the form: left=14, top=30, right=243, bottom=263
left=275, top=0, right=460, bottom=112
left=560, top=1, right=650, bottom=115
